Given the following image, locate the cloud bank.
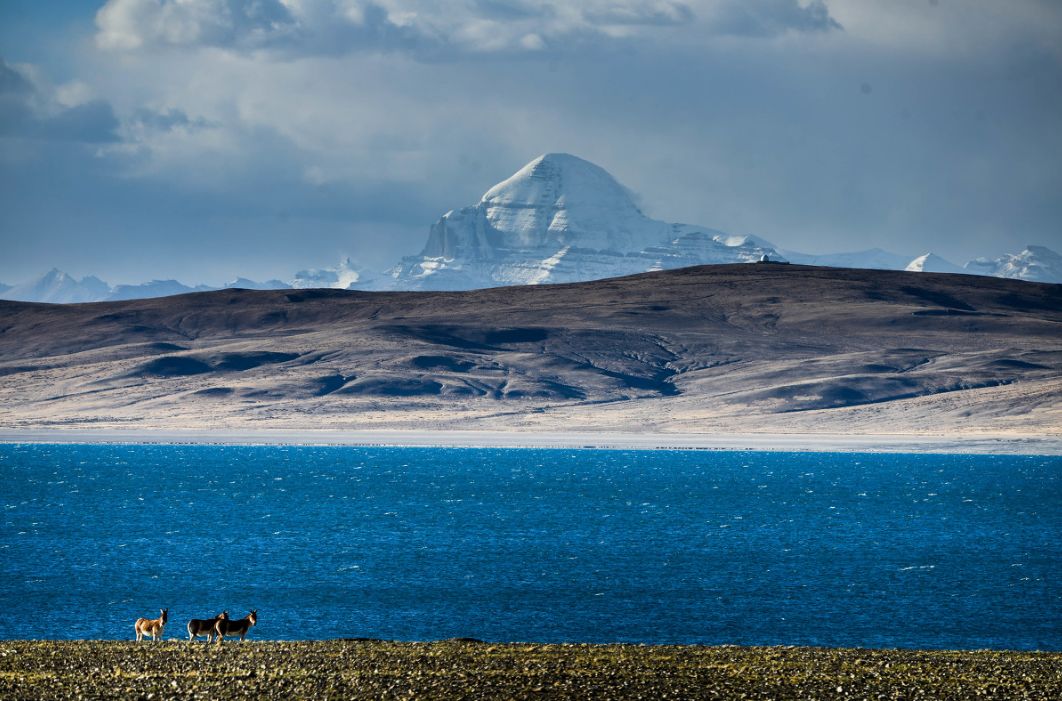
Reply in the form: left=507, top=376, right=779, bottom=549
left=0, top=0, right=1059, bottom=285
left=94, top=0, right=839, bottom=57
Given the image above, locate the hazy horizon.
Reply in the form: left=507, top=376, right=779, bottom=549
left=2, top=1, right=1061, bottom=286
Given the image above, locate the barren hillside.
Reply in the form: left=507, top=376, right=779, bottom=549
left=1, top=264, right=1059, bottom=436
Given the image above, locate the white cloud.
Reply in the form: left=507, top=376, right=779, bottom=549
left=96, top=0, right=157, bottom=50
left=519, top=33, right=545, bottom=50
left=96, top=0, right=296, bottom=51
left=94, top=0, right=842, bottom=58
left=55, top=81, right=96, bottom=108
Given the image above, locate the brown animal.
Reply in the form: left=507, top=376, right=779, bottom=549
left=215, top=610, right=257, bottom=643
left=187, top=611, right=228, bottom=643
left=134, top=608, right=168, bottom=642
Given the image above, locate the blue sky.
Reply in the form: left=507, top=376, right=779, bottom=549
left=1, top=0, right=1060, bottom=285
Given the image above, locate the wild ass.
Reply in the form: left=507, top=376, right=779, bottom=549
left=187, top=611, right=229, bottom=643
left=134, top=608, right=168, bottom=642
left=215, top=610, right=257, bottom=643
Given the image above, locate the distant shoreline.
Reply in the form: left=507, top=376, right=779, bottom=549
left=1, top=428, right=1060, bottom=454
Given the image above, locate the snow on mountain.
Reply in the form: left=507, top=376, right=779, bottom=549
left=1, top=269, right=111, bottom=304
left=904, top=253, right=965, bottom=274
left=107, top=279, right=216, bottom=301
left=638, top=227, right=782, bottom=272
left=290, top=257, right=378, bottom=290
left=391, top=153, right=783, bottom=290
left=0, top=271, right=288, bottom=303
left=780, top=248, right=911, bottom=271
left=223, top=277, right=291, bottom=290
left=964, top=245, right=1062, bottom=284
left=476, top=152, right=654, bottom=254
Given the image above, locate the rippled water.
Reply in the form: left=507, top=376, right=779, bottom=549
left=0, top=444, right=1058, bottom=649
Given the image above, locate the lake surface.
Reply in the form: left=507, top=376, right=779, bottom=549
left=0, top=444, right=1058, bottom=649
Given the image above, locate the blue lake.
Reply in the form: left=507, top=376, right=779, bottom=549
left=0, top=444, right=1059, bottom=649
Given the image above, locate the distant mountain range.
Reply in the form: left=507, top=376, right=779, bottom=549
left=0, top=269, right=288, bottom=305
left=2, top=154, right=1059, bottom=303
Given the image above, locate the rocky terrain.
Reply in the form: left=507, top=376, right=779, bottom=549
left=1, top=640, right=1058, bottom=700
left=0, top=263, right=1059, bottom=436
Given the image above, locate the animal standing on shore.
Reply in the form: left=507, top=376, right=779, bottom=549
left=187, top=611, right=229, bottom=643
left=134, top=609, right=168, bottom=642
left=215, top=610, right=257, bottom=643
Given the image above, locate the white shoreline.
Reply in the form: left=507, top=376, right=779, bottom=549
left=1, top=428, right=1060, bottom=454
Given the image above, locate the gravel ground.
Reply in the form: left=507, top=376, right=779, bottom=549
left=0, top=640, right=1058, bottom=700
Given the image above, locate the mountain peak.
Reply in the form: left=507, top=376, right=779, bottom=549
left=905, top=252, right=964, bottom=274
left=469, top=153, right=656, bottom=254
left=964, top=244, right=1061, bottom=283
left=395, top=153, right=782, bottom=289
left=2, top=268, right=111, bottom=303
left=289, top=256, right=376, bottom=290
left=42, top=268, right=71, bottom=281
left=481, top=152, right=642, bottom=219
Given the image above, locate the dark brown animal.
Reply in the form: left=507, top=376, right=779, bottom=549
left=215, top=610, right=257, bottom=643
left=187, top=611, right=228, bottom=642
left=134, top=608, right=168, bottom=642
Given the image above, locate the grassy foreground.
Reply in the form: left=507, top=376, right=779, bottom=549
left=0, top=640, right=1059, bottom=700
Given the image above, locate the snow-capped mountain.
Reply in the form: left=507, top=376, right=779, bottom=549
left=1, top=269, right=111, bottom=304
left=904, top=253, right=965, bottom=274
left=223, top=277, right=291, bottom=291
left=390, top=153, right=782, bottom=290
left=964, top=245, right=1062, bottom=284
left=0, top=271, right=288, bottom=303
left=108, top=279, right=216, bottom=301
left=289, top=257, right=378, bottom=290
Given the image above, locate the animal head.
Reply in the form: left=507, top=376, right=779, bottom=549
left=218, top=611, right=229, bottom=620
left=161, top=608, right=169, bottom=622
left=249, top=610, right=258, bottom=624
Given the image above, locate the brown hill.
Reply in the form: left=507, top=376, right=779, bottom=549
left=1, top=264, right=1059, bottom=435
